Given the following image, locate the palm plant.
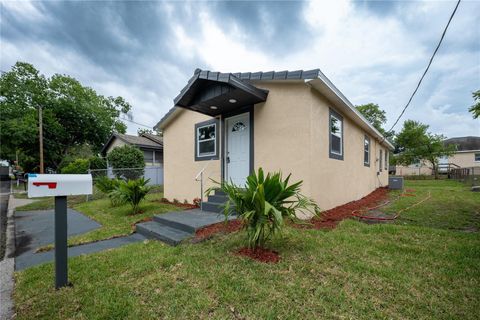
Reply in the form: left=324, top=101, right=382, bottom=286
left=210, top=168, right=319, bottom=249
left=108, top=178, right=152, bottom=214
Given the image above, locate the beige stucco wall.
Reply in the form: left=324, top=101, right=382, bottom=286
left=449, top=151, right=480, bottom=168
left=254, top=82, right=389, bottom=211
left=162, top=81, right=390, bottom=210
left=163, top=111, right=221, bottom=202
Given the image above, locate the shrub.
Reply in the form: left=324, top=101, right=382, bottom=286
left=95, top=176, right=121, bottom=194
left=107, top=145, right=145, bottom=180
left=212, top=168, right=319, bottom=249
left=61, top=158, right=90, bottom=174
left=89, top=156, right=107, bottom=170
left=108, top=178, right=152, bottom=214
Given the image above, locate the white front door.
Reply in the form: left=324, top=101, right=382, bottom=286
left=226, top=113, right=250, bottom=186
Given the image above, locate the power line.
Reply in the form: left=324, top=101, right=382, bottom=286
left=387, top=0, right=461, bottom=133
left=120, top=116, right=153, bottom=129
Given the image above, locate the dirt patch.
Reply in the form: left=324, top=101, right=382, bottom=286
left=235, top=247, right=280, bottom=263
left=295, top=187, right=390, bottom=230
left=193, top=219, right=242, bottom=242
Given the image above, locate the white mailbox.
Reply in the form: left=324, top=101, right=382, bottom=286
left=28, top=174, right=93, bottom=198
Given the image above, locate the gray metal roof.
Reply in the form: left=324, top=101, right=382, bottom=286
left=155, top=69, right=320, bottom=131
left=154, top=68, right=394, bottom=150
left=444, top=136, right=480, bottom=151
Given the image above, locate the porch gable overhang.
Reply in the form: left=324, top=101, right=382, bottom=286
left=173, top=70, right=268, bottom=117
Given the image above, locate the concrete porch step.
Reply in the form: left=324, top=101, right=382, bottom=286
left=136, top=209, right=235, bottom=246
left=153, top=209, right=231, bottom=233
left=136, top=221, right=191, bottom=246
left=201, top=201, right=225, bottom=213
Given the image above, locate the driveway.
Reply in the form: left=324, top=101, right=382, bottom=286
left=15, top=209, right=101, bottom=269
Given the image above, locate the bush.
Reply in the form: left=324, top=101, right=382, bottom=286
left=107, top=145, right=145, bottom=180
left=61, top=158, right=90, bottom=174
left=89, top=156, right=107, bottom=170
left=95, top=176, right=121, bottom=194
left=108, top=178, right=152, bottom=214
left=212, top=168, right=319, bottom=249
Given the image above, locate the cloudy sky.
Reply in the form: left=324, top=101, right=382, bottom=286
left=1, top=0, right=479, bottom=137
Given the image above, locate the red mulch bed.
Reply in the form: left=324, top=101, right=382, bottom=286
left=296, top=187, right=390, bottom=230
left=194, top=219, right=243, bottom=241
left=157, top=199, right=198, bottom=210
left=235, top=247, right=280, bottom=263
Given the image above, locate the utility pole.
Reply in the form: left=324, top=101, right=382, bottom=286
left=39, top=105, right=44, bottom=173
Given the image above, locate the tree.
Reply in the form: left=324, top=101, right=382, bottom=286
left=468, top=90, right=480, bottom=119
left=395, top=120, right=455, bottom=179
left=61, top=159, right=90, bottom=174
left=355, top=103, right=395, bottom=141
left=106, top=145, right=145, bottom=180
left=0, top=61, right=131, bottom=171
left=137, top=128, right=163, bottom=137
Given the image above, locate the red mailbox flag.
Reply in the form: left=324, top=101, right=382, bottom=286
left=32, top=182, right=57, bottom=189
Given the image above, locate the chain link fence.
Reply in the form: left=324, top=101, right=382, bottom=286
left=89, top=166, right=163, bottom=186
left=449, top=166, right=480, bottom=187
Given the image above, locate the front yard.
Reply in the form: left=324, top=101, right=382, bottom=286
left=15, top=187, right=181, bottom=249
left=14, top=180, right=480, bottom=319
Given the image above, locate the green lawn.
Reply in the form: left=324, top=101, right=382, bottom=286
left=14, top=180, right=480, bottom=319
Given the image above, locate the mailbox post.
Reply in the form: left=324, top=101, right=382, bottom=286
left=28, top=174, right=92, bottom=289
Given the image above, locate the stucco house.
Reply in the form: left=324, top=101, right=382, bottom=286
left=154, top=68, right=394, bottom=211
left=395, top=136, right=480, bottom=176
left=442, top=136, right=480, bottom=168
left=101, top=133, right=163, bottom=166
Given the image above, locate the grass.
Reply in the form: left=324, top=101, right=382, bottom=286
left=387, top=180, right=480, bottom=231
left=14, top=180, right=480, bottom=319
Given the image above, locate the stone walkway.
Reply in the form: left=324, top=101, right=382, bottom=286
left=16, top=233, right=146, bottom=270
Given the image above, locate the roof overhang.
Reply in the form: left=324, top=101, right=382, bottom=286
left=306, top=75, right=394, bottom=151
left=174, top=71, right=268, bottom=117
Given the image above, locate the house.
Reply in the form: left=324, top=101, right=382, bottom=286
left=442, top=136, right=480, bottom=168
left=394, top=161, right=433, bottom=176
left=395, top=136, right=480, bottom=176
left=154, top=69, right=394, bottom=211
left=102, top=133, right=163, bottom=166
left=101, top=132, right=164, bottom=184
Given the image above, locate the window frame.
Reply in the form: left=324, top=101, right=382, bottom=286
left=384, top=150, right=388, bottom=170
left=475, top=153, right=480, bottom=162
left=329, top=109, right=344, bottom=160
left=194, top=118, right=219, bottom=161
left=364, top=135, right=370, bottom=167
left=379, top=149, right=383, bottom=172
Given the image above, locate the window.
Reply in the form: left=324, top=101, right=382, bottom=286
left=154, top=151, right=163, bottom=164
left=385, top=150, right=388, bottom=170
left=143, top=150, right=154, bottom=163
left=364, top=136, right=370, bottom=166
left=194, top=119, right=219, bottom=161
left=379, top=149, right=383, bottom=172
left=475, top=153, right=480, bottom=162
left=329, top=109, right=343, bottom=160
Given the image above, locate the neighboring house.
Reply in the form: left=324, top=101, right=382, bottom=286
left=154, top=69, right=393, bottom=211
left=443, top=136, right=480, bottom=168
left=395, top=161, right=433, bottom=176
left=395, top=136, right=480, bottom=176
left=101, top=133, right=164, bottom=184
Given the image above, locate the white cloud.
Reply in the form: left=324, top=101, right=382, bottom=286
left=1, top=0, right=479, bottom=138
